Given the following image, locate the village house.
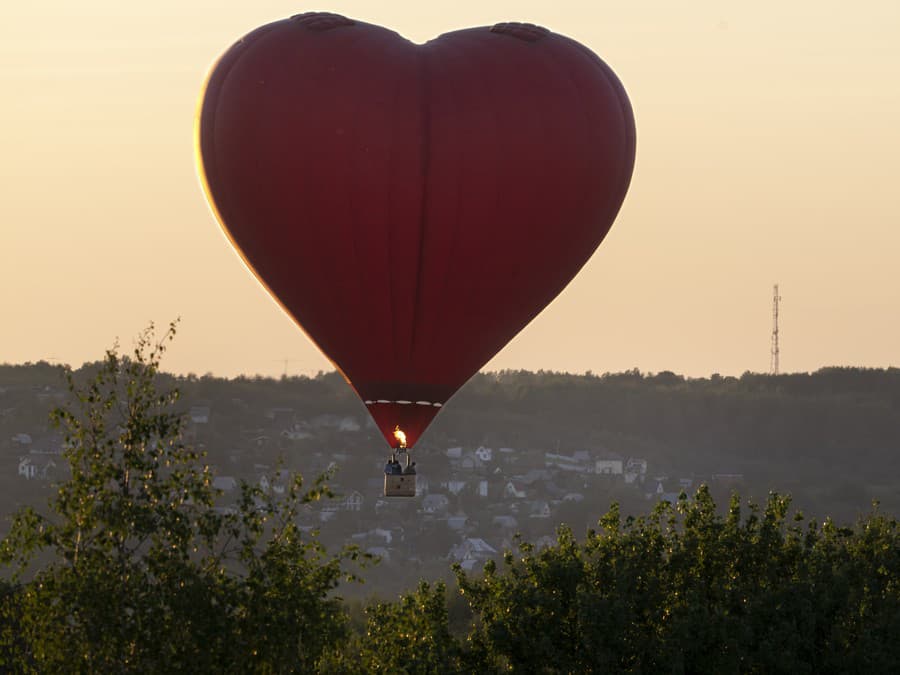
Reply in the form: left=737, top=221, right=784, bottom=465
left=446, top=514, right=468, bottom=531
left=497, top=447, right=519, bottom=467
left=516, top=468, right=553, bottom=485
left=449, top=538, right=497, bottom=571
left=337, top=417, right=361, bottom=432
left=529, top=500, right=551, bottom=519
left=189, top=405, right=211, bottom=425
left=212, top=476, right=238, bottom=492
left=476, top=479, right=489, bottom=498
left=414, top=473, right=430, bottom=496
left=624, top=457, right=648, bottom=484
left=595, top=452, right=624, bottom=475
left=320, top=490, right=364, bottom=513
left=342, top=490, right=363, bottom=512
left=18, top=456, right=56, bottom=481
left=366, top=546, right=391, bottom=562
left=504, top=481, right=527, bottom=499
left=474, top=446, right=493, bottom=462
left=281, top=423, right=314, bottom=441
left=305, top=414, right=360, bottom=432
left=460, top=452, right=483, bottom=471
left=350, top=527, right=396, bottom=547
left=492, top=515, right=518, bottom=530
left=266, top=407, right=295, bottom=428
left=421, top=494, right=450, bottom=515
left=648, top=479, right=680, bottom=504
left=544, top=450, right=594, bottom=474
left=18, top=457, right=37, bottom=480
left=443, top=478, right=468, bottom=495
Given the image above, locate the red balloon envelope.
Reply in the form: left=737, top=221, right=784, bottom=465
left=196, top=13, right=636, bottom=450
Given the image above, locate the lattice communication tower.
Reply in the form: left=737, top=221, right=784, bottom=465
left=770, top=284, right=781, bottom=375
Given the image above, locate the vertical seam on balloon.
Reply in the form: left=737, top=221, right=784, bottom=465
left=408, top=47, right=432, bottom=365
left=544, top=36, right=595, bottom=287
left=482, top=32, right=506, bottom=356
left=345, top=58, right=366, bottom=361
left=427, top=38, right=469, bottom=380
left=430, top=32, right=502, bottom=379
left=385, top=76, right=400, bottom=370
left=346, top=39, right=405, bottom=376
left=384, top=43, right=417, bottom=375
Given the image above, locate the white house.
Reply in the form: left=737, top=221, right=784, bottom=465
left=18, top=456, right=55, bottom=481
left=342, top=491, right=363, bottom=512
left=529, top=501, right=551, bottom=519
left=18, top=457, right=37, bottom=479
left=626, top=457, right=648, bottom=474
left=460, top=453, right=483, bottom=471
left=367, top=546, right=391, bottom=562
left=624, top=458, right=648, bottom=484
left=281, top=424, right=314, bottom=441
left=444, top=479, right=468, bottom=495
left=492, top=515, right=518, bottom=529
left=504, top=481, right=526, bottom=499
left=544, top=450, right=594, bottom=474
left=421, top=494, right=450, bottom=515
left=446, top=515, right=468, bottom=530
left=595, top=454, right=624, bottom=475
left=474, top=446, right=493, bottom=462
left=189, top=406, right=210, bottom=424
left=337, top=416, right=361, bottom=432
left=213, top=476, right=238, bottom=492
left=449, top=538, right=497, bottom=566
left=518, top=469, right=552, bottom=485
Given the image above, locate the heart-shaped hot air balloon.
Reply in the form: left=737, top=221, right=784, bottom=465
left=196, top=13, right=635, bottom=454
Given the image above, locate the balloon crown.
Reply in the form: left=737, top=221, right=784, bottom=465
left=490, top=22, right=549, bottom=42
left=290, top=12, right=355, bottom=32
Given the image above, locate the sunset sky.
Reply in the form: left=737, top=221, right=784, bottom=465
left=3, top=1, right=898, bottom=378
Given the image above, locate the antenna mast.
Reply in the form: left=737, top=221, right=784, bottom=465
left=770, top=284, right=781, bottom=375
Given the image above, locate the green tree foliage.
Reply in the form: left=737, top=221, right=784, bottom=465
left=0, top=324, right=361, bottom=673
left=324, top=581, right=464, bottom=673
left=455, top=487, right=900, bottom=673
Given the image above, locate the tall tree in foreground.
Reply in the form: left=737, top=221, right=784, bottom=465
left=0, top=323, right=360, bottom=673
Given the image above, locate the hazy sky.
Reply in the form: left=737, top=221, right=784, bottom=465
left=3, top=1, right=898, bottom=378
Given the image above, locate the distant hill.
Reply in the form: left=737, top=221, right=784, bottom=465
left=2, top=363, right=898, bottom=525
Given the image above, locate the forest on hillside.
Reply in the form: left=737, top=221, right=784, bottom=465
left=3, top=360, right=898, bottom=522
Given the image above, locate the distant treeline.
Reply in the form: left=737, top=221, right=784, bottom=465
left=3, top=362, right=899, bottom=518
